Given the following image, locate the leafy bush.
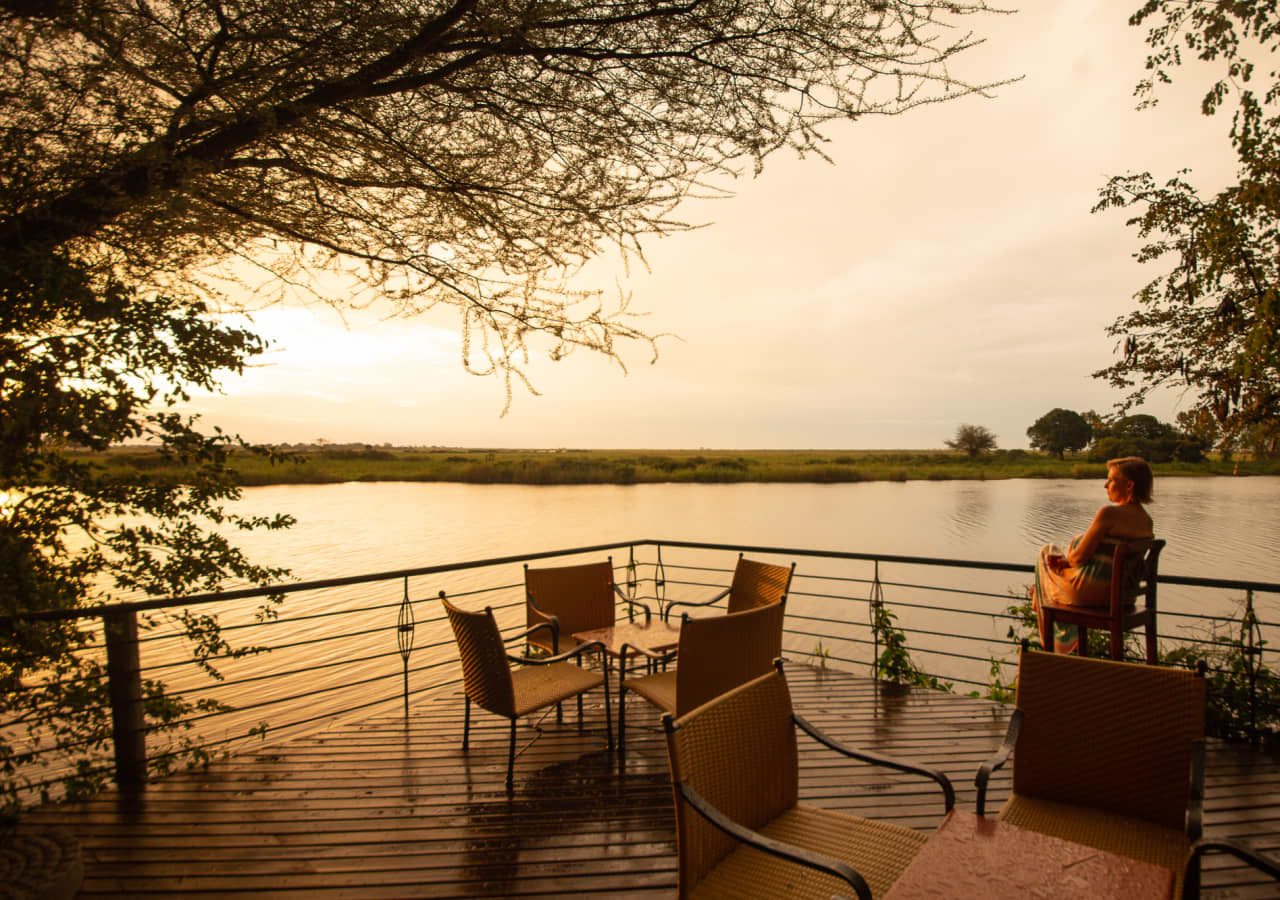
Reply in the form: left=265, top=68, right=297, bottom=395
left=1161, top=598, right=1279, bottom=748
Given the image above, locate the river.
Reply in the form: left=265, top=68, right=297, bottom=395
left=224, top=475, right=1280, bottom=586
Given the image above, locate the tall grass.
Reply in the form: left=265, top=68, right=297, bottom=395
left=79, top=447, right=1280, bottom=487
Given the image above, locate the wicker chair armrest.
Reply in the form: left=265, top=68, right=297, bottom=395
left=663, top=587, right=731, bottom=622
left=1182, top=837, right=1280, bottom=900
left=507, top=616, right=560, bottom=653
left=619, top=641, right=677, bottom=663
left=675, top=781, right=871, bottom=900
left=975, top=707, right=1022, bottom=817
left=612, top=584, right=654, bottom=622
left=1187, top=739, right=1205, bottom=842
left=794, top=713, right=955, bottom=813
left=510, top=639, right=606, bottom=667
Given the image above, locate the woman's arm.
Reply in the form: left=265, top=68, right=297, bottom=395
left=1066, top=506, right=1115, bottom=567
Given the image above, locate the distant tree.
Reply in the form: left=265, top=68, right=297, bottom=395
left=1109, top=414, right=1178, bottom=444
left=1243, top=422, right=1280, bottom=460
left=1026, top=408, right=1092, bottom=458
left=1177, top=408, right=1230, bottom=459
left=945, top=424, right=998, bottom=458
left=1087, top=413, right=1195, bottom=463
left=1094, top=3, right=1280, bottom=447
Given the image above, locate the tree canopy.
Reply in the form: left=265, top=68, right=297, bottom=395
left=1026, top=408, right=1092, bottom=458
left=945, top=423, right=997, bottom=458
left=1089, top=412, right=1201, bottom=463
left=1095, top=2, right=1279, bottom=450
left=1, top=0, right=1000, bottom=394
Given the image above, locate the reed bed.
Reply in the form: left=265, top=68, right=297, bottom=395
left=78, top=447, right=1278, bottom=486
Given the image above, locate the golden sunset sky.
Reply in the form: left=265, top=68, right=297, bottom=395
left=187, top=2, right=1238, bottom=449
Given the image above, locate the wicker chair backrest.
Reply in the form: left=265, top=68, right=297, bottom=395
left=524, top=559, right=616, bottom=650
left=1108, top=538, right=1163, bottom=617
left=667, top=668, right=799, bottom=895
left=726, top=556, right=794, bottom=615
left=443, top=597, right=515, bottom=717
left=675, top=601, right=785, bottom=716
left=1013, top=649, right=1205, bottom=830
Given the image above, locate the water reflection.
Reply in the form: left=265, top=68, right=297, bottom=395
left=222, top=477, right=1280, bottom=587
left=946, top=484, right=991, bottom=544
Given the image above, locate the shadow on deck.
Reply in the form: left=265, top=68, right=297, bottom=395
left=22, top=664, right=1280, bottom=898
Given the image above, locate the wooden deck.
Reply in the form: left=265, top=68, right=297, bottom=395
left=22, top=664, right=1280, bottom=898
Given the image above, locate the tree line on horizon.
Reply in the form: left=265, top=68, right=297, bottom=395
left=947, top=405, right=1280, bottom=463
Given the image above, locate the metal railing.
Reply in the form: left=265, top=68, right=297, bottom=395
left=2, top=538, right=1276, bottom=800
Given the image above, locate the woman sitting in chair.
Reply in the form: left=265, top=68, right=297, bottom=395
left=1032, top=456, right=1154, bottom=654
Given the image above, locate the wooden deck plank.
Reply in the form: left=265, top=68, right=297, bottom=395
left=21, top=663, right=1279, bottom=897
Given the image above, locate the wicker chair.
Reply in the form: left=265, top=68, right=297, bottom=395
left=524, top=558, right=653, bottom=655
left=975, top=648, right=1205, bottom=892
left=1181, top=837, right=1280, bottom=899
left=663, top=553, right=795, bottom=623
left=618, top=601, right=785, bottom=756
left=1040, top=538, right=1165, bottom=663
left=442, top=594, right=612, bottom=789
left=665, top=663, right=954, bottom=900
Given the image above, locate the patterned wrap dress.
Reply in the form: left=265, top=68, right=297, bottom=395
left=1032, top=536, right=1118, bottom=654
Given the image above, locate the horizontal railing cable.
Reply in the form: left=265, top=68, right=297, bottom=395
left=134, top=620, right=406, bottom=675
left=147, top=662, right=469, bottom=748
left=0, top=540, right=641, bottom=624
left=140, top=654, right=461, bottom=734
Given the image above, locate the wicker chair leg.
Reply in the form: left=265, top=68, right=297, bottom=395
left=1146, top=621, right=1158, bottom=665
left=506, top=718, right=517, bottom=789
left=1078, top=625, right=1089, bottom=657
left=1110, top=626, right=1124, bottom=661
left=577, top=694, right=584, bottom=728
left=603, top=678, right=613, bottom=751
left=618, top=685, right=627, bottom=756
left=556, top=701, right=563, bottom=724
left=462, top=696, right=470, bottom=751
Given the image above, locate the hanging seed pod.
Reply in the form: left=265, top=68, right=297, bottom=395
left=1184, top=235, right=1197, bottom=304
left=1217, top=296, right=1237, bottom=318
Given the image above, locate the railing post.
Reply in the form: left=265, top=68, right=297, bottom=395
left=1241, top=589, right=1261, bottom=745
left=103, top=608, right=146, bottom=788
left=654, top=543, right=666, bottom=616
left=397, top=577, right=415, bottom=719
left=869, top=559, right=884, bottom=678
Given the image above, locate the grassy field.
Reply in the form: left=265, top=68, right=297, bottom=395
left=78, top=445, right=1280, bottom=486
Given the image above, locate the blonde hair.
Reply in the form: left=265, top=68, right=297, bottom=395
left=1107, top=456, right=1153, bottom=503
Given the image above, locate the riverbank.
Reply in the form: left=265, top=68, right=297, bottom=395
left=82, top=446, right=1279, bottom=486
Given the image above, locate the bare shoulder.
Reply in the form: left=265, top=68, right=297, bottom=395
left=1092, top=504, right=1120, bottom=525
left=1106, top=503, right=1154, bottom=539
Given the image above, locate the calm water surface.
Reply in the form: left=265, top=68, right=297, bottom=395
left=226, top=476, right=1280, bottom=586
